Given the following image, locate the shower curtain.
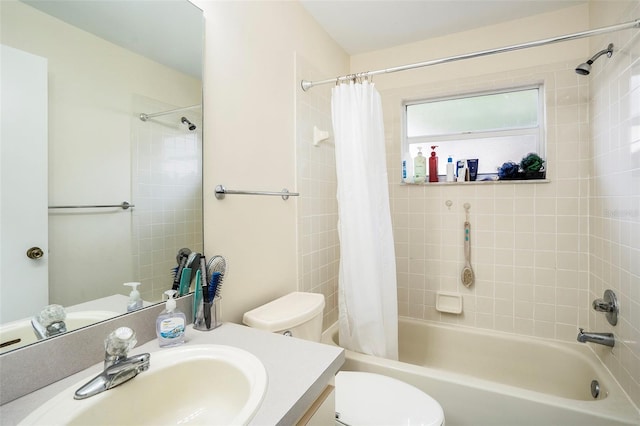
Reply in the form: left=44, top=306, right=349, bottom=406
left=332, top=81, right=398, bottom=360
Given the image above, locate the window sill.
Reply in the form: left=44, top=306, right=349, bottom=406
left=400, top=179, right=551, bottom=186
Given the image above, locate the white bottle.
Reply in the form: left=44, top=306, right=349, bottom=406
left=124, top=282, right=143, bottom=312
left=414, top=147, right=426, bottom=183
left=156, top=290, right=186, bottom=347
left=446, top=156, right=455, bottom=182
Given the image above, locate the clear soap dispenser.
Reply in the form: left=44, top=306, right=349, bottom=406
left=124, top=282, right=143, bottom=312
left=156, top=290, right=186, bottom=347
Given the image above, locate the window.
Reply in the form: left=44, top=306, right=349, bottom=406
left=403, top=85, right=545, bottom=180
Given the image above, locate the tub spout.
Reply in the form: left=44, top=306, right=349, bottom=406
left=577, top=328, right=614, bottom=347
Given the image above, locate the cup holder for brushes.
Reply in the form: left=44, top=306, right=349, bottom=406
left=193, top=296, right=221, bottom=331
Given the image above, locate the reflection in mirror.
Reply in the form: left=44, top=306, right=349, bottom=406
left=0, top=0, right=204, bottom=353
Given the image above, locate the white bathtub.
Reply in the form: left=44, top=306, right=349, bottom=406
left=321, top=317, right=640, bottom=426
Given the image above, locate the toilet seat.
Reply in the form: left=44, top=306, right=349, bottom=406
left=335, top=371, right=445, bottom=426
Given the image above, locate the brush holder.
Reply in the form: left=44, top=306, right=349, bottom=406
left=193, top=296, right=221, bottom=331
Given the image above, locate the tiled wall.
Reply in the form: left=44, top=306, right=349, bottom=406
left=132, top=96, right=204, bottom=303
left=295, top=5, right=639, bottom=407
left=588, top=0, right=640, bottom=407
left=380, top=62, right=591, bottom=342
left=295, top=56, right=340, bottom=328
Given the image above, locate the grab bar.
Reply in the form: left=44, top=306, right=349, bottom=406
left=214, top=185, right=299, bottom=201
left=48, top=201, right=134, bottom=210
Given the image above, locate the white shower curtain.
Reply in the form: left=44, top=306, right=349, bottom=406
left=332, top=81, right=398, bottom=360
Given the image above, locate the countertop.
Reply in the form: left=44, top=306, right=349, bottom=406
left=0, top=323, right=344, bottom=425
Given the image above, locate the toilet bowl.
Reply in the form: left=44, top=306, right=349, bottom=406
left=242, top=292, right=445, bottom=426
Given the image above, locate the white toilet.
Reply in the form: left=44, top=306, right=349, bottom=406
left=242, top=292, right=445, bottom=426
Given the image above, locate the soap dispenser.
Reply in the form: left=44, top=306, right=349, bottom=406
left=156, top=290, right=186, bottom=347
left=429, top=146, right=439, bottom=182
left=414, top=147, right=426, bottom=183
left=124, top=282, right=143, bottom=312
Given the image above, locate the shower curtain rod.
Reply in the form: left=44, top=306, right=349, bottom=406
left=139, top=104, right=201, bottom=121
left=301, top=18, right=640, bottom=91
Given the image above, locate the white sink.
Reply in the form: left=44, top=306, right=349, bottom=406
left=19, top=344, right=268, bottom=426
left=0, top=311, right=119, bottom=354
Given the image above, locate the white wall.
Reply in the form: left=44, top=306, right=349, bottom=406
left=192, top=0, right=348, bottom=322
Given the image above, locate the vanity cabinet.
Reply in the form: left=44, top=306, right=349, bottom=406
left=296, top=384, right=336, bottom=426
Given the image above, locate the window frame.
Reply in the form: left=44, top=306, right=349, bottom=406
left=401, top=84, right=546, bottom=181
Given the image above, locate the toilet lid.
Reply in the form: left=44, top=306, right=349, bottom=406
left=335, top=371, right=444, bottom=426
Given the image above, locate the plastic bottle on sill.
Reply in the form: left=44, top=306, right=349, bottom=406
left=446, top=156, right=455, bottom=182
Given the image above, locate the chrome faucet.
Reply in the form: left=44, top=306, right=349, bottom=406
left=74, top=327, right=150, bottom=400
left=577, top=328, right=615, bottom=347
left=31, top=304, right=67, bottom=340
left=74, top=353, right=150, bottom=400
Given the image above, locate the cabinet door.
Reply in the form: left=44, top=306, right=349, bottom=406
left=297, top=385, right=335, bottom=426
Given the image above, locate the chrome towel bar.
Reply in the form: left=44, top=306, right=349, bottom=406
left=48, top=201, right=134, bottom=210
left=214, top=185, right=299, bottom=201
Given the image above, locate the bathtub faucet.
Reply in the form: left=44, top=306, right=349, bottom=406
left=577, top=328, right=615, bottom=347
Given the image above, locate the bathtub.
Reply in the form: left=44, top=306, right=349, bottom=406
left=321, top=317, right=640, bottom=426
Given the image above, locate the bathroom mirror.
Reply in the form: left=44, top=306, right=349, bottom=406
left=0, top=0, right=203, bottom=353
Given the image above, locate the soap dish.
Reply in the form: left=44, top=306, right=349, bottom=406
left=436, top=291, right=463, bottom=314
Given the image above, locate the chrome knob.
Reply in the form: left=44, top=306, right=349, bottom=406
left=26, top=247, right=44, bottom=260
left=592, top=289, right=618, bottom=326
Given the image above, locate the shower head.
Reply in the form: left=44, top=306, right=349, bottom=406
left=575, top=43, right=614, bottom=75
left=181, top=116, right=196, bottom=131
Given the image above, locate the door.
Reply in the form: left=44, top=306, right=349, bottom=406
left=1, top=44, right=48, bottom=323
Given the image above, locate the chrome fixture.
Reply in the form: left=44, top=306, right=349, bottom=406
left=577, top=328, right=615, bottom=348
left=593, top=289, right=619, bottom=326
left=75, top=327, right=150, bottom=399
left=48, top=201, right=134, bottom=210
left=31, top=305, right=67, bottom=340
left=74, top=353, right=150, bottom=400
left=139, top=104, right=200, bottom=122
left=181, top=116, right=196, bottom=131
left=214, top=185, right=299, bottom=201
left=591, top=380, right=600, bottom=399
left=301, top=20, right=639, bottom=90
left=575, top=43, right=614, bottom=75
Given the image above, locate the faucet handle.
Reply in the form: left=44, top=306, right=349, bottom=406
left=104, top=327, right=137, bottom=368
left=592, top=290, right=618, bottom=326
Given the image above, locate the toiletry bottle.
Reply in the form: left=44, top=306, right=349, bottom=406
left=429, top=145, right=439, bottom=182
left=446, top=156, right=455, bottom=182
left=156, top=290, right=186, bottom=347
left=414, top=147, right=426, bottom=183
left=124, top=282, right=143, bottom=312
left=456, top=159, right=466, bottom=182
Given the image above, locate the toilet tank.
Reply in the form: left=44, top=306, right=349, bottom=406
left=242, top=292, right=325, bottom=342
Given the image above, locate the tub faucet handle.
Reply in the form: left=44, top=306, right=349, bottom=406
left=592, top=289, right=618, bottom=326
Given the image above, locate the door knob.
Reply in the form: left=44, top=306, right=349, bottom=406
left=26, top=246, right=44, bottom=260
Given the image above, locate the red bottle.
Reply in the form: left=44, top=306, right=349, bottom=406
left=429, top=145, right=439, bottom=182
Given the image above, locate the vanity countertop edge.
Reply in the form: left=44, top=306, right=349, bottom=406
left=0, top=322, right=345, bottom=425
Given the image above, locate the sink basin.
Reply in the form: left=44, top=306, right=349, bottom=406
left=19, top=344, right=268, bottom=426
left=0, top=311, right=119, bottom=354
